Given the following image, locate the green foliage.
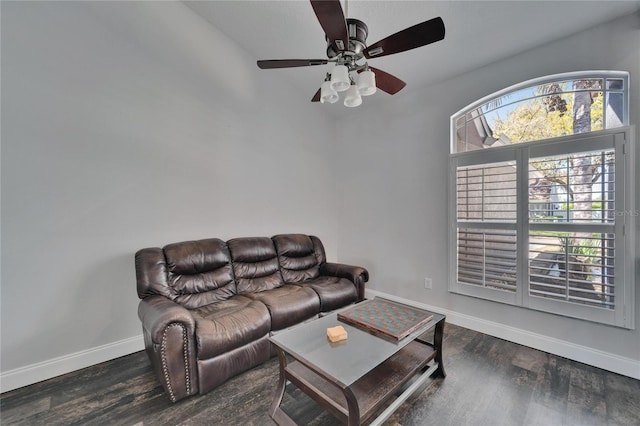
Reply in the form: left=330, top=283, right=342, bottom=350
left=530, top=231, right=603, bottom=258
left=551, top=202, right=602, bottom=210
left=562, top=237, right=602, bottom=258
left=491, top=92, right=603, bottom=143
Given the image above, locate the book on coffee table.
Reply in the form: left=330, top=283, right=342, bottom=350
left=338, top=297, right=433, bottom=342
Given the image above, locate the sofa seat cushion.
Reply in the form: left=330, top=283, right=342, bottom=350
left=245, top=285, right=320, bottom=330
left=192, top=295, right=271, bottom=360
left=299, top=276, right=358, bottom=312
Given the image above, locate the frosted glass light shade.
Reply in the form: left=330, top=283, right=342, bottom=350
left=344, top=84, right=362, bottom=107
left=330, top=65, right=351, bottom=92
left=358, top=69, right=377, bottom=96
left=320, top=81, right=339, bottom=104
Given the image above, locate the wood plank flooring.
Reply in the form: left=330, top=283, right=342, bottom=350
left=1, top=324, right=639, bottom=425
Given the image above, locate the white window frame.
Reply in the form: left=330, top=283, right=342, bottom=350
left=448, top=71, right=635, bottom=329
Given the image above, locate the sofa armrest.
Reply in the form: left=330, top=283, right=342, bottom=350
left=320, top=262, right=369, bottom=302
left=138, top=295, right=196, bottom=343
left=138, top=296, right=198, bottom=402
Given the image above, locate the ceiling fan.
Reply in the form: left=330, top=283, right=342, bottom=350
left=256, top=0, right=445, bottom=107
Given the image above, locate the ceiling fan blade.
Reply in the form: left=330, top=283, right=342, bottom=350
left=364, top=17, right=445, bottom=59
left=367, top=67, right=406, bottom=95
left=310, top=0, right=348, bottom=52
left=311, top=88, right=321, bottom=102
left=257, top=59, right=329, bottom=69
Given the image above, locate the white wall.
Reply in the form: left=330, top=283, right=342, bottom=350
left=1, top=1, right=338, bottom=389
left=336, top=12, right=640, bottom=377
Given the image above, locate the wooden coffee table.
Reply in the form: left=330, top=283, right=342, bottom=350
left=269, top=298, right=445, bottom=425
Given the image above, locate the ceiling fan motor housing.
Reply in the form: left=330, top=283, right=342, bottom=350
left=326, top=18, right=368, bottom=58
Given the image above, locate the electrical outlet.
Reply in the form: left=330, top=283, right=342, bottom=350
left=424, top=277, right=433, bottom=290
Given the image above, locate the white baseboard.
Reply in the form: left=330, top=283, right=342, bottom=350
left=0, top=335, right=145, bottom=393
left=3, top=292, right=638, bottom=394
left=366, top=289, right=640, bottom=380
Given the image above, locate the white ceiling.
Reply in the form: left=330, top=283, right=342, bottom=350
left=184, top=1, right=640, bottom=107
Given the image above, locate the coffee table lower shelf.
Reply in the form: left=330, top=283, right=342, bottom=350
left=270, top=340, right=439, bottom=426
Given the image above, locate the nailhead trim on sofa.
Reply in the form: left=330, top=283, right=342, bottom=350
left=161, top=323, right=191, bottom=402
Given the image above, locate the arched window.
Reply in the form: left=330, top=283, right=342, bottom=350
left=448, top=71, right=634, bottom=328
left=452, top=71, right=628, bottom=152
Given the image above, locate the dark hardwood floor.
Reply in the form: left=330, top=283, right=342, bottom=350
left=2, top=324, right=639, bottom=425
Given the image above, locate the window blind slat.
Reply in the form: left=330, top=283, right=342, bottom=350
left=457, top=227, right=517, bottom=291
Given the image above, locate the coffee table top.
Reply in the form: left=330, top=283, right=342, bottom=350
left=269, top=300, right=444, bottom=387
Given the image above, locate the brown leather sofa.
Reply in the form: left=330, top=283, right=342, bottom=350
left=135, top=234, right=368, bottom=402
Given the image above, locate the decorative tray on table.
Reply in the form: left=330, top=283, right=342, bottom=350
left=337, top=297, right=433, bottom=342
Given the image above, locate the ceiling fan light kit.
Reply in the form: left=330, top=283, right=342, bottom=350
left=344, top=83, right=363, bottom=107
left=330, top=64, right=351, bottom=92
left=320, top=80, right=339, bottom=104
left=257, top=0, right=445, bottom=107
left=357, top=69, right=376, bottom=96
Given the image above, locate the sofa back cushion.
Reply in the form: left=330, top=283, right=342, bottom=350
left=136, top=247, right=172, bottom=299
left=272, top=234, right=326, bottom=283
left=163, top=238, right=237, bottom=309
left=227, top=237, right=284, bottom=294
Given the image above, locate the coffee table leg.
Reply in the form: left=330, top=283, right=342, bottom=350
left=432, top=320, right=446, bottom=378
left=269, top=349, right=296, bottom=426
left=343, top=387, right=362, bottom=426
